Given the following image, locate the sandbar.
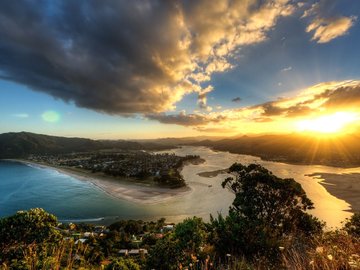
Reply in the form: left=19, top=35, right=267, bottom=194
left=198, top=169, right=228, bottom=178
left=309, top=172, right=360, bottom=212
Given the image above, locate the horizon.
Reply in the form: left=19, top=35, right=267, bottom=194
left=0, top=1, right=360, bottom=139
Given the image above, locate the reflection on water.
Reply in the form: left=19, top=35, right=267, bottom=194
left=1, top=146, right=358, bottom=228
left=159, top=146, right=358, bottom=228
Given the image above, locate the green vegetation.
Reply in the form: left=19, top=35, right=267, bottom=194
left=1, top=164, right=359, bottom=269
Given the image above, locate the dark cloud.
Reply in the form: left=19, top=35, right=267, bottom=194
left=0, top=0, right=296, bottom=115
left=258, top=101, right=313, bottom=118
left=232, top=97, right=242, bottom=103
left=315, top=84, right=360, bottom=108
left=0, top=0, right=190, bottom=114
left=261, top=102, right=285, bottom=116
left=146, top=112, right=227, bottom=126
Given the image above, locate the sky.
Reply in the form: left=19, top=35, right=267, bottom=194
left=0, top=0, right=360, bottom=139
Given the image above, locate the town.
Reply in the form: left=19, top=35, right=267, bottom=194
left=27, top=151, right=202, bottom=188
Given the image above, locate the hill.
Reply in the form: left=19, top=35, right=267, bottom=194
left=0, top=132, right=173, bottom=158
left=193, top=133, right=360, bottom=167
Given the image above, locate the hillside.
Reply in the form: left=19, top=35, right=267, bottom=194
left=0, top=132, right=173, bottom=158
left=193, top=133, right=360, bottom=167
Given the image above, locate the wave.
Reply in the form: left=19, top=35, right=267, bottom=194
left=59, top=217, right=106, bottom=223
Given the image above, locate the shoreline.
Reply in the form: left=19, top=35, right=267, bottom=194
left=4, top=159, right=192, bottom=205
left=308, top=172, right=360, bottom=213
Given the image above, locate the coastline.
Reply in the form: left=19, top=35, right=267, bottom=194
left=309, top=172, right=360, bottom=213
left=4, top=159, right=192, bottom=205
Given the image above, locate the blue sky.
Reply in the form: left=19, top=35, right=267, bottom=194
left=0, top=0, right=359, bottom=138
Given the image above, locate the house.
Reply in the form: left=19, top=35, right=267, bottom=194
left=163, top=224, right=174, bottom=231
left=128, top=249, right=148, bottom=256
left=119, top=249, right=129, bottom=256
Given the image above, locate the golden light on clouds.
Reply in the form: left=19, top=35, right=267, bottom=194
left=295, top=112, right=359, bottom=134
left=151, top=80, right=360, bottom=136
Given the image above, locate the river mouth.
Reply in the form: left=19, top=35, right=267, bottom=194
left=158, top=146, right=359, bottom=229
left=1, top=146, right=359, bottom=228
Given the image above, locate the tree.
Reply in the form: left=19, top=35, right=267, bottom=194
left=146, top=236, right=183, bottom=270
left=211, top=163, right=323, bottom=260
left=344, top=213, right=360, bottom=237
left=106, top=257, right=140, bottom=270
left=0, top=208, right=62, bottom=268
left=174, top=217, right=207, bottom=253
left=0, top=208, right=61, bottom=248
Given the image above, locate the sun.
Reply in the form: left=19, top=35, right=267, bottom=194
left=295, top=112, right=358, bottom=134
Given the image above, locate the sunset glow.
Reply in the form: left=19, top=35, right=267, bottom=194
left=295, top=112, right=359, bottom=134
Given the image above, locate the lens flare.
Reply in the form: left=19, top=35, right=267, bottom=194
left=42, top=110, right=60, bottom=123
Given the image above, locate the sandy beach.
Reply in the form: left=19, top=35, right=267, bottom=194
left=309, top=172, right=360, bottom=212
left=7, top=159, right=192, bottom=204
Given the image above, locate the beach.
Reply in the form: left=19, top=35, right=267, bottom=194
left=7, top=159, right=192, bottom=204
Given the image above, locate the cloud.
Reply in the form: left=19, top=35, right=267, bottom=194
left=194, top=126, right=234, bottom=133
left=303, top=0, right=356, bottom=43
left=12, top=113, right=29, bottom=118
left=146, top=110, right=227, bottom=126
left=232, top=97, right=242, bottom=103
left=197, top=85, right=213, bottom=110
left=253, top=80, right=360, bottom=119
left=312, top=83, right=360, bottom=109
left=0, top=0, right=296, bottom=115
left=144, top=80, right=360, bottom=136
left=306, top=16, right=356, bottom=43
left=281, top=66, right=292, bottom=72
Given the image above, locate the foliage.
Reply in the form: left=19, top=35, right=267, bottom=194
left=211, top=163, right=323, bottom=261
left=0, top=208, right=61, bottom=248
left=344, top=213, right=360, bottom=237
left=106, top=257, right=140, bottom=270
left=109, top=220, right=145, bottom=235
left=174, top=216, right=207, bottom=253
left=146, top=236, right=183, bottom=270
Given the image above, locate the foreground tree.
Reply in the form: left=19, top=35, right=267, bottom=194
left=210, top=163, right=323, bottom=260
left=0, top=208, right=61, bottom=248
left=174, top=216, right=207, bottom=253
left=106, top=257, right=140, bottom=270
left=0, top=208, right=62, bottom=267
left=146, top=236, right=183, bottom=270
